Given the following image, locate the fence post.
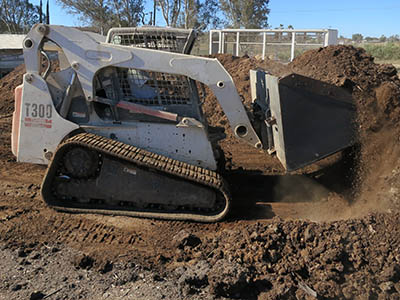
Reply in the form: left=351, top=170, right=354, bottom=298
left=218, top=31, right=222, bottom=53
left=262, top=32, right=266, bottom=60
left=221, top=32, right=225, bottom=53
left=290, top=32, right=296, bottom=61
left=236, top=32, right=240, bottom=56
left=325, top=29, right=338, bottom=46
left=209, top=31, right=213, bottom=55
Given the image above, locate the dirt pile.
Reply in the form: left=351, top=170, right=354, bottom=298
left=202, top=55, right=290, bottom=173
left=0, top=64, right=25, bottom=116
left=0, top=65, right=25, bottom=162
left=204, top=54, right=289, bottom=122
left=3, top=206, right=400, bottom=299
left=290, top=45, right=400, bottom=132
left=170, top=212, right=400, bottom=299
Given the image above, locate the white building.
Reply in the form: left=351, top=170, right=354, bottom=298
left=0, top=34, right=25, bottom=78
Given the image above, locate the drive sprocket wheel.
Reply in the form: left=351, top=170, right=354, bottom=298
left=63, top=146, right=99, bottom=178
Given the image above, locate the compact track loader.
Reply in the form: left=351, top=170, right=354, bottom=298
left=11, top=24, right=356, bottom=221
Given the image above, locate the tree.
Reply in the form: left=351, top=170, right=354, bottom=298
left=219, top=0, right=269, bottom=29
left=179, top=0, right=198, bottom=29
left=197, top=0, right=221, bottom=29
left=379, top=35, right=387, bottom=42
left=352, top=33, right=363, bottom=42
left=58, top=0, right=144, bottom=34
left=111, top=0, right=144, bottom=27
left=365, top=36, right=376, bottom=42
left=176, top=0, right=221, bottom=29
left=0, top=0, right=40, bottom=33
left=158, top=0, right=220, bottom=30
left=157, top=0, right=181, bottom=27
left=388, top=34, right=400, bottom=42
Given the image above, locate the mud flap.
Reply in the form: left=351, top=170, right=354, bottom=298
left=253, top=72, right=356, bottom=171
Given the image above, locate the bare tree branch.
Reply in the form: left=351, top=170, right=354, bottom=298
left=0, top=0, right=39, bottom=33
left=57, top=0, right=144, bottom=33
left=219, top=0, right=269, bottom=29
left=157, top=0, right=181, bottom=27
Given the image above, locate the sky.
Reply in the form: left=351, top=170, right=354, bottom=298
left=31, top=0, right=400, bottom=38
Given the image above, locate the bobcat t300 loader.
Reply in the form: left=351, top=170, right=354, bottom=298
left=11, top=24, right=355, bottom=221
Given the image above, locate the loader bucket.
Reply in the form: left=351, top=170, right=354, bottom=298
left=264, top=73, right=356, bottom=171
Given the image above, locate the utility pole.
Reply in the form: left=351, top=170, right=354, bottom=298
left=39, top=0, right=43, bottom=23
left=153, top=0, right=156, bottom=25
left=46, top=0, right=50, bottom=24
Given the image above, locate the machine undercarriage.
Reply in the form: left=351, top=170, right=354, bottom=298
left=42, top=133, right=230, bottom=222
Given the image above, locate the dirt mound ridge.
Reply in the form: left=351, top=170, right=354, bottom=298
left=203, top=54, right=289, bottom=130
left=290, top=45, right=400, bottom=131
left=290, top=45, right=399, bottom=92
left=208, top=46, right=400, bottom=139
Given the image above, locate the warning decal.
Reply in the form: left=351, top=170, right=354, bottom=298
left=24, top=117, right=52, bottom=128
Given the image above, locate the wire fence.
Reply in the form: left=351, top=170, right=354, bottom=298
left=192, top=29, right=338, bottom=62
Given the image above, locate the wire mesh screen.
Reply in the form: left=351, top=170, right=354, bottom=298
left=108, top=28, right=194, bottom=54
left=116, top=69, right=191, bottom=105
left=102, top=27, right=196, bottom=106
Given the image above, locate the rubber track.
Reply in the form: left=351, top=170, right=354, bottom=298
left=41, top=133, right=231, bottom=222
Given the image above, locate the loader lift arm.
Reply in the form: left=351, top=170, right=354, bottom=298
left=22, top=24, right=262, bottom=149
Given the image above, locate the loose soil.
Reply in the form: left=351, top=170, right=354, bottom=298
left=1, top=45, right=400, bottom=299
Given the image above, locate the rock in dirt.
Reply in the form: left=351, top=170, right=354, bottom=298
left=17, top=247, right=28, bottom=258
left=74, top=254, right=95, bottom=270
left=30, top=291, right=45, bottom=300
left=153, top=273, right=164, bottom=282
left=51, top=246, right=60, bottom=253
left=98, top=260, right=113, bottom=274
left=10, top=283, right=22, bottom=291
left=173, top=230, right=202, bottom=249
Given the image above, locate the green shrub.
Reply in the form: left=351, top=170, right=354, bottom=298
left=363, top=42, right=400, bottom=60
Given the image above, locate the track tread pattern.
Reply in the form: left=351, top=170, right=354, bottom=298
left=41, top=133, right=230, bottom=222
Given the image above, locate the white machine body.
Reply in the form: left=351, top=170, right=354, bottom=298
left=11, top=25, right=263, bottom=170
